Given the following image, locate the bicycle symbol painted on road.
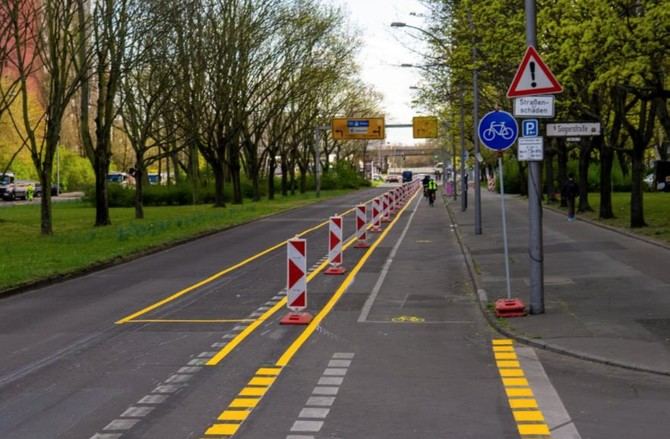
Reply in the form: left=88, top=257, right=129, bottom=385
left=482, top=121, right=515, bottom=142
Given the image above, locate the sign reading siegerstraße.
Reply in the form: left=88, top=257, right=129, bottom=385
left=546, top=122, right=601, bottom=137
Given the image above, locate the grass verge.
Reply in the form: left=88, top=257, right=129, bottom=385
left=549, top=192, right=670, bottom=245
left=0, top=190, right=354, bottom=292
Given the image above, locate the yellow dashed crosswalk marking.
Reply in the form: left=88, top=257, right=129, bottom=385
left=497, top=360, right=521, bottom=368
left=505, top=387, right=534, bottom=397
left=256, top=367, right=281, bottom=376
left=229, top=398, right=259, bottom=408
left=493, top=339, right=552, bottom=438
left=239, top=387, right=267, bottom=397
left=218, top=410, right=250, bottom=421
left=500, top=368, right=525, bottom=377
left=513, top=410, right=545, bottom=422
left=517, top=423, right=551, bottom=435
left=502, top=377, right=529, bottom=387
left=249, top=376, right=275, bottom=386
left=205, top=423, right=240, bottom=436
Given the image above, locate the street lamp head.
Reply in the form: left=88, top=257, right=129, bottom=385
left=400, top=63, right=414, bottom=68
left=390, top=22, right=407, bottom=28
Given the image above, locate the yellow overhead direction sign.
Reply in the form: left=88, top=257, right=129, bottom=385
left=332, top=117, right=385, bottom=140
left=412, top=116, right=439, bottom=138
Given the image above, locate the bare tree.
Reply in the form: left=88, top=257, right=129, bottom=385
left=0, top=0, right=88, bottom=235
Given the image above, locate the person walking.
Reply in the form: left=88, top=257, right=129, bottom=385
left=561, top=173, right=579, bottom=221
left=26, top=183, right=34, bottom=202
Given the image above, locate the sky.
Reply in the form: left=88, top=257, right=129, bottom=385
left=325, top=0, right=430, bottom=145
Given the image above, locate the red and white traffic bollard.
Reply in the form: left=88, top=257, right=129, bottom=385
left=354, top=204, right=370, bottom=248
left=325, top=215, right=346, bottom=275
left=390, top=190, right=396, bottom=214
left=382, top=193, right=391, bottom=223
left=370, top=197, right=382, bottom=232
left=280, top=238, right=313, bottom=325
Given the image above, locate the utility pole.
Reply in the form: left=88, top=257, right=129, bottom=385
left=525, top=0, right=545, bottom=314
left=460, top=87, right=467, bottom=212
left=468, top=10, right=482, bottom=235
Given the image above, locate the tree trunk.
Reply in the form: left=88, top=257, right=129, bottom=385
left=557, top=142, right=568, bottom=207
left=630, top=146, right=646, bottom=228
left=280, top=159, right=288, bottom=196
left=134, top=153, right=145, bottom=219
left=289, top=165, right=296, bottom=195
left=578, top=142, right=592, bottom=212
left=545, top=151, right=556, bottom=203
left=599, top=138, right=614, bottom=219
left=213, top=162, right=226, bottom=207
left=517, top=161, right=528, bottom=196
left=229, top=148, right=243, bottom=204
left=299, top=166, right=307, bottom=194
left=268, top=157, right=276, bottom=200
left=94, top=152, right=111, bottom=226
left=38, top=169, right=53, bottom=235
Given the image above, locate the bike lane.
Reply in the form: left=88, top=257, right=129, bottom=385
left=229, top=192, right=520, bottom=438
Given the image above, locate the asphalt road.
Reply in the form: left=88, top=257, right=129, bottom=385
left=1, top=186, right=668, bottom=439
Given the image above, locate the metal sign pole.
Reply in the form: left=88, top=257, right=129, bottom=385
left=525, top=0, right=545, bottom=314
left=498, top=154, right=512, bottom=300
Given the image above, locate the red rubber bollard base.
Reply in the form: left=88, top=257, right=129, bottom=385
left=370, top=226, right=382, bottom=233
left=280, top=312, right=313, bottom=325
left=324, top=266, right=347, bottom=275
left=494, top=298, right=527, bottom=318
left=354, top=241, right=370, bottom=248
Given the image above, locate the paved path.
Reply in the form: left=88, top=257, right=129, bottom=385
left=449, top=189, right=670, bottom=375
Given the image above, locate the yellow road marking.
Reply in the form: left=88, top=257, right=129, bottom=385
left=248, top=377, right=274, bottom=386
left=503, top=377, right=529, bottom=387
left=509, top=398, right=539, bottom=409
left=517, top=424, right=551, bottom=435
left=497, top=360, right=521, bottom=368
left=205, top=423, right=240, bottom=436
left=493, top=339, right=514, bottom=345
left=500, top=368, right=525, bottom=377
left=493, top=340, right=552, bottom=437
left=513, top=410, right=545, bottom=422
left=127, top=319, right=255, bottom=324
left=218, top=410, right=250, bottom=421
left=206, top=300, right=286, bottom=366
left=116, top=203, right=361, bottom=324
left=505, top=387, right=534, bottom=397
left=206, top=231, right=360, bottom=366
left=229, top=398, right=259, bottom=408
left=239, top=387, right=267, bottom=397
left=495, top=352, right=518, bottom=360
left=256, top=367, right=281, bottom=376
left=276, top=191, right=418, bottom=367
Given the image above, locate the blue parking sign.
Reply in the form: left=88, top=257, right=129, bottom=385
left=522, top=119, right=539, bottom=137
left=477, top=111, right=518, bottom=152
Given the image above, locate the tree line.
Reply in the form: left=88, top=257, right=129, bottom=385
left=416, top=0, right=670, bottom=228
left=0, top=0, right=382, bottom=235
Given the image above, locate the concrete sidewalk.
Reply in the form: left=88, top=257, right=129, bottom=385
left=447, top=189, right=670, bottom=375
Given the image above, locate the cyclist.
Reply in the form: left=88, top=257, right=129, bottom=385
left=422, top=174, right=431, bottom=197
left=427, top=177, right=437, bottom=206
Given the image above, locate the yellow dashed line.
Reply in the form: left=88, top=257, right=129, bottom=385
left=493, top=339, right=552, bottom=437
left=205, top=423, right=240, bottom=436
left=218, top=410, right=250, bottom=421
left=248, top=376, right=275, bottom=386
left=239, top=387, right=267, bottom=397
left=256, top=367, right=281, bottom=376
left=229, top=398, right=259, bottom=409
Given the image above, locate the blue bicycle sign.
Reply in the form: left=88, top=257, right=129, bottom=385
left=478, top=111, right=518, bottom=151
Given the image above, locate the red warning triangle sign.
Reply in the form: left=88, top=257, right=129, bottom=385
left=507, top=46, right=562, bottom=98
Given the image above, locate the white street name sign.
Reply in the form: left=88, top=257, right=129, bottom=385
left=514, top=96, right=555, bottom=118
left=546, top=123, right=601, bottom=137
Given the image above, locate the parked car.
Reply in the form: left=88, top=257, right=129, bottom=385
left=34, top=182, right=60, bottom=197
left=385, top=174, right=400, bottom=183
left=0, top=172, right=16, bottom=200
left=107, top=172, right=135, bottom=187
